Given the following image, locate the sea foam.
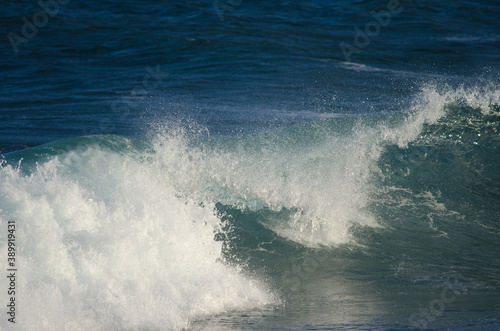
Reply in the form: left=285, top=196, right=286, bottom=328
left=1, top=84, right=498, bottom=330
left=0, top=144, right=274, bottom=330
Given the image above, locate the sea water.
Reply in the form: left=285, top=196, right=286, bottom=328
left=1, top=1, right=500, bottom=330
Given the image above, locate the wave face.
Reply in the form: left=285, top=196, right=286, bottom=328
left=145, top=84, right=500, bottom=247
left=1, top=84, right=500, bottom=329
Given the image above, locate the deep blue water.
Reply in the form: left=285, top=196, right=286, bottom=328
left=1, top=0, right=500, bottom=330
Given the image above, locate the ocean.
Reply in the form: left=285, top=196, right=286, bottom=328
left=1, top=0, right=500, bottom=330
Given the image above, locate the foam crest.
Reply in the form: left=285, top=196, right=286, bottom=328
left=381, top=84, right=500, bottom=147
left=149, top=121, right=379, bottom=247
left=0, top=146, right=274, bottom=330
left=149, top=84, right=500, bottom=247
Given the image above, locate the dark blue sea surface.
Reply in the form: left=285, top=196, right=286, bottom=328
left=1, top=0, right=500, bottom=330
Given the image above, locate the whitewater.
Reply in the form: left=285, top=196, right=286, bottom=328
left=1, top=84, right=499, bottom=330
